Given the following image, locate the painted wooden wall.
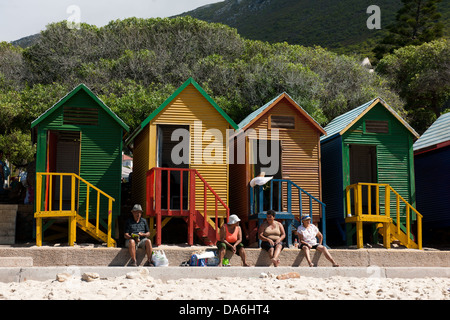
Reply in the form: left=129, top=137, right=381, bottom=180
left=230, top=97, right=322, bottom=222
left=342, top=103, right=416, bottom=208
left=132, top=83, right=231, bottom=217
left=34, top=88, right=125, bottom=218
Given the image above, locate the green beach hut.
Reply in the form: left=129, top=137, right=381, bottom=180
left=320, top=98, right=422, bottom=249
left=31, top=84, right=129, bottom=246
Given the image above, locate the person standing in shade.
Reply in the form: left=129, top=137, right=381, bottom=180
left=124, top=204, right=153, bottom=266
left=297, top=215, right=339, bottom=267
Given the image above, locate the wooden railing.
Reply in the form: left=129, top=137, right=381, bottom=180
left=35, top=172, right=115, bottom=247
left=345, top=182, right=422, bottom=249
left=250, top=179, right=326, bottom=247
left=146, top=167, right=229, bottom=245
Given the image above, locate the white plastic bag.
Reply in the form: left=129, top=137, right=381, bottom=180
left=151, top=250, right=169, bottom=267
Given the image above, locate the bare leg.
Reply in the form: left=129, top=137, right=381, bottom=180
left=316, top=245, right=339, bottom=267
left=128, top=239, right=137, bottom=265
left=267, top=247, right=275, bottom=266
left=218, top=247, right=225, bottom=267
left=301, top=246, right=314, bottom=267
left=144, top=239, right=153, bottom=264
left=272, top=244, right=282, bottom=267
left=238, top=247, right=250, bottom=266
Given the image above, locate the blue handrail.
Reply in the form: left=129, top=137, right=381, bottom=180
left=250, top=179, right=327, bottom=247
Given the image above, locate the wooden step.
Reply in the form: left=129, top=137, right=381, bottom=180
left=76, top=215, right=116, bottom=247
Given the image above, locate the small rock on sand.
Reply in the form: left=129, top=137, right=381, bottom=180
left=82, top=272, right=100, bottom=282
left=276, top=272, right=301, bottom=280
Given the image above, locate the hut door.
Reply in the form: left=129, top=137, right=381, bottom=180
left=349, top=144, right=377, bottom=213
left=349, top=145, right=377, bottom=184
left=250, top=139, right=282, bottom=212
left=47, top=130, right=81, bottom=210
left=157, top=125, right=190, bottom=210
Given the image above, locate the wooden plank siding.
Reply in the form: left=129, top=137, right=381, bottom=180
left=320, top=99, right=419, bottom=244
left=32, top=85, right=129, bottom=220
left=342, top=104, right=416, bottom=209
left=230, top=95, right=324, bottom=224
left=131, top=82, right=234, bottom=218
left=131, top=125, right=150, bottom=213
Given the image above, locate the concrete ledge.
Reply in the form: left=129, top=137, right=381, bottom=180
left=1, top=246, right=449, bottom=268
left=1, top=266, right=449, bottom=283
left=0, top=257, right=33, bottom=267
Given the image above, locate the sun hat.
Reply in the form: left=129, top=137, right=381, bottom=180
left=301, top=215, right=311, bottom=221
left=228, top=214, right=241, bottom=224
left=131, top=204, right=143, bottom=212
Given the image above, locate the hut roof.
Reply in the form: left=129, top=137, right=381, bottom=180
left=320, top=97, right=419, bottom=143
left=237, top=92, right=326, bottom=134
left=31, top=83, right=129, bottom=132
left=125, top=78, right=238, bottom=146
left=413, top=112, right=450, bottom=154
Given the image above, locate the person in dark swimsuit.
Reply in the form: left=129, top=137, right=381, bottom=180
left=258, top=210, right=286, bottom=267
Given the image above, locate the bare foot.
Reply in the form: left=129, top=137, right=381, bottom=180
left=272, top=258, right=280, bottom=267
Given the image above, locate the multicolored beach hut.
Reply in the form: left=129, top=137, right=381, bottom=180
left=320, top=98, right=423, bottom=249
left=414, top=112, right=450, bottom=245
left=229, top=93, right=326, bottom=246
left=125, top=78, right=238, bottom=246
left=31, top=84, right=129, bottom=247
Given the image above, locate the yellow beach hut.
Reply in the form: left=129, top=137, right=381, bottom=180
left=125, top=78, right=238, bottom=246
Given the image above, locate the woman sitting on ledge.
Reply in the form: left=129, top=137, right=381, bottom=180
left=297, top=215, right=339, bottom=267
left=217, top=214, right=250, bottom=267
left=258, top=210, right=286, bottom=267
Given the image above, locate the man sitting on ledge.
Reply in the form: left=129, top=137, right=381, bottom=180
left=124, top=204, right=153, bottom=267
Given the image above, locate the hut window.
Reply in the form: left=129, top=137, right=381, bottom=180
left=365, top=120, right=389, bottom=134
left=64, top=107, right=98, bottom=126
left=270, top=115, right=295, bottom=129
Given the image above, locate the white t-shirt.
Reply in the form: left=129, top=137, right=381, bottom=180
left=297, top=224, right=319, bottom=246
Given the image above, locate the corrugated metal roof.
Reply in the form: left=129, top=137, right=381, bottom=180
left=320, top=97, right=419, bottom=143
left=237, top=92, right=325, bottom=134
left=125, top=78, right=238, bottom=146
left=237, top=94, right=281, bottom=130
left=414, top=112, right=450, bottom=151
left=31, top=83, right=129, bottom=132
left=320, top=99, right=377, bottom=142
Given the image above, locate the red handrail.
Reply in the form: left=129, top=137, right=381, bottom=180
left=146, top=167, right=229, bottom=245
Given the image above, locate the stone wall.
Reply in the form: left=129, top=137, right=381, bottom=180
left=0, top=204, right=18, bottom=245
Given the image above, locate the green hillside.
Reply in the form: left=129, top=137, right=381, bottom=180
left=178, top=0, right=450, bottom=57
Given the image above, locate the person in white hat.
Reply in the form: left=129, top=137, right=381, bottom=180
left=216, top=214, right=250, bottom=266
left=124, top=204, right=153, bottom=266
left=297, top=215, right=339, bottom=267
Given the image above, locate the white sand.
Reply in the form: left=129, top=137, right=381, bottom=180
left=0, top=271, right=449, bottom=300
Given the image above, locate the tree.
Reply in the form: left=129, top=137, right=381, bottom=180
left=376, top=39, right=450, bottom=133
left=0, top=17, right=406, bottom=165
left=373, top=0, right=444, bottom=61
left=0, top=42, right=25, bottom=90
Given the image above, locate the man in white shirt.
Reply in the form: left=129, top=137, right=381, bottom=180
left=297, top=215, right=339, bottom=267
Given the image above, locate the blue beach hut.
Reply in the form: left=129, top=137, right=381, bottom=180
left=414, top=112, right=450, bottom=246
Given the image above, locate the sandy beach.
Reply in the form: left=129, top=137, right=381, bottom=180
left=0, top=268, right=449, bottom=300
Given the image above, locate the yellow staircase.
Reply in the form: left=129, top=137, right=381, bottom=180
left=345, top=183, right=422, bottom=249
left=34, top=172, right=116, bottom=247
